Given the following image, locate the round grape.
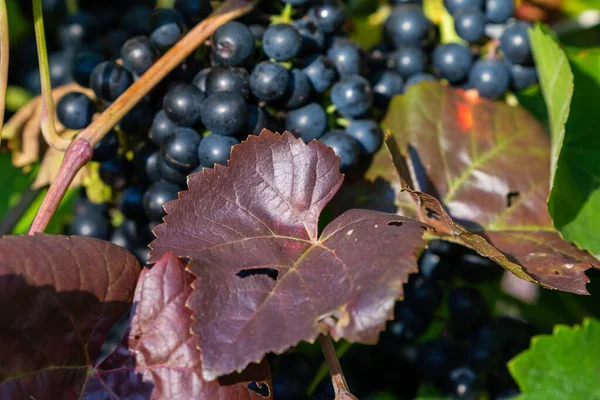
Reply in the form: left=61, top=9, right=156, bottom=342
left=455, top=8, right=486, bottom=43
left=143, top=181, right=180, bottom=222
left=384, top=5, right=432, bottom=47
left=393, top=46, right=426, bottom=79
left=468, top=59, right=510, bottom=98
left=249, top=61, right=290, bottom=101
left=285, top=102, right=327, bottom=142
left=262, top=24, right=302, bottom=61
left=200, top=92, right=248, bottom=136
left=331, top=75, right=373, bottom=117
left=162, top=127, right=202, bottom=172
left=211, top=21, right=255, bottom=67
left=163, top=83, right=205, bottom=127
left=319, top=130, right=361, bottom=171
left=500, top=21, right=533, bottom=65
left=197, top=134, right=239, bottom=168
left=433, top=43, right=473, bottom=83
left=56, top=91, right=96, bottom=130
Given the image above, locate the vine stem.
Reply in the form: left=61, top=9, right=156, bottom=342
left=318, top=335, right=358, bottom=400
left=28, top=0, right=257, bottom=235
left=33, top=0, right=71, bottom=150
left=0, top=0, right=9, bottom=138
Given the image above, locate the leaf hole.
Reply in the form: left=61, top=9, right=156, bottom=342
left=425, top=208, right=440, bottom=220
left=506, top=191, right=520, bottom=207
left=247, top=382, right=270, bottom=397
left=134, top=334, right=141, bottom=340
left=236, top=268, right=279, bottom=281
left=388, top=221, right=405, bottom=227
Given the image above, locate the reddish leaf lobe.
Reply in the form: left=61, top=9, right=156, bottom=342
left=382, top=82, right=598, bottom=294
left=0, top=234, right=140, bottom=398
left=150, top=130, right=428, bottom=380
left=85, top=253, right=272, bottom=399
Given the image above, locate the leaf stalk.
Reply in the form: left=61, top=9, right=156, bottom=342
left=318, top=335, right=357, bottom=399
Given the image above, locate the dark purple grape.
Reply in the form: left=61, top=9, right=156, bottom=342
left=302, top=55, right=338, bottom=93
left=262, top=24, right=302, bottom=61
left=174, top=0, right=212, bottom=27
left=468, top=59, right=510, bottom=98
left=149, top=8, right=187, bottom=50
left=162, top=83, right=205, bottom=127
left=90, top=61, right=134, bottom=101
left=500, top=21, right=533, bottom=65
left=200, top=92, right=248, bottom=136
left=345, top=119, right=382, bottom=155
left=149, top=110, right=177, bottom=147
left=283, top=68, right=312, bottom=109
left=444, top=0, right=484, bottom=15
left=211, top=21, right=255, bottom=67
left=327, top=39, right=362, bottom=76
left=162, top=127, right=202, bottom=172
left=72, top=51, right=103, bottom=88
left=455, top=8, right=486, bottom=43
left=143, top=181, right=180, bottom=221
left=121, top=36, right=159, bottom=75
left=319, top=130, right=361, bottom=171
left=392, top=46, right=426, bottom=78
left=285, top=102, right=327, bottom=142
left=56, top=91, right=96, bottom=129
left=197, top=134, right=239, bottom=168
left=118, top=100, right=154, bottom=137
left=307, top=2, right=346, bottom=34
left=372, top=69, right=404, bottom=108
left=205, top=67, right=250, bottom=98
left=294, top=17, right=326, bottom=56
left=485, top=0, right=514, bottom=23
left=70, top=212, right=111, bottom=240
left=331, top=75, right=373, bottom=117
left=92, top=130, right=119, bottom=162
left=249, top=61, right=290, bottom=101
left=433, top=43, right=473, bottom=83
left=384, top=5, right=432, bottom=47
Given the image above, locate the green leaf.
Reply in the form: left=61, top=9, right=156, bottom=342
left=0, top=153, right=36, bottom=221
left=423, top=0, right=464, bottom=44
left=528, top=26, right=574, bottom=183
left=11, top=188, right=77, bottom=235
left=509, top=318, right=600, bottom=399
left=531, top=25, right=600, bottom=257
left=561, top=0, right=600, bottom=17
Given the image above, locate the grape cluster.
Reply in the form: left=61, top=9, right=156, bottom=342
left=381, top=0, right=538, bottom=99
left=18, top=0, right=539, bottom=261
left=41, top=0, right=388, bottom=263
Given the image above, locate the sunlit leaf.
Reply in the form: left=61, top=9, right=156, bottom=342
left=150, top=130, right=428, bottom=380
left=530, top=26, right=600, bottom=257
left=509, top=318, right=600, bottom=399
left=382, top=82, right=598, bottom=294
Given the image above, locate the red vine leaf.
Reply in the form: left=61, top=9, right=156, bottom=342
left=150, top=130, right=428, bottom=380
left=382, top=82, right=599, bottom=295
left=84, top=253, right=273, bottom=399
left=0, top=234, right=140, bottom=397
